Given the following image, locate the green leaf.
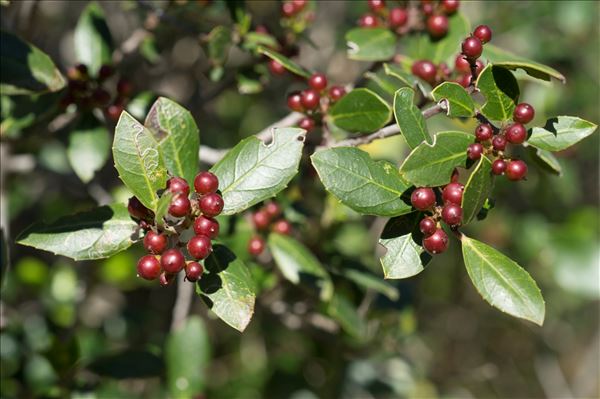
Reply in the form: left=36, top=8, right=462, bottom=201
left=113, top=111, right=168, bottom=211
left=341, top=269, right=399, bottom=300
left=384, top=63, right=418, bottom=87
left=67, top=125, right=110, bottom=183
left=364, top=70, right=406, bottom=101
left=431, top=82, right=475, bottom=117
left=529, top=147, right=561, bottom=176
left=476, top=65, right=520, bottom=122
left=16, top=204, right=139, bottom=261
left=206, top=25, right=232, bottom=66
left=328, top=88, right=392, bottom=133
left=527, top=116, right=598, bottom=152
left=145, top=97, right=200, bottom=186
left=393, top=87, right=431, bottom=149
left=74, top=2, right=113, bottom=75
left=379, top=212, right=431, bottom=279
left=311, top=147, right=412, bottom=217
left=268, top=233, right=333, bottom=301
left=0, top=31, right=66, bottom=95
left=211, top=128, right=305, bottom=215
left=327, top=293, right=366, bottom=339
left=166, top=316, right=210, bottom=398
left=197, top=244, right=256, bottom=332
left=399, top=131, right=472, bottom=187
left=154, top=192, right=173, bottom=229
left=257, top=46, right=311, bottom=78
left=461, top=156, right=493, bottom=225
left=242, top=32, right=280, bottom=52
left=483, top=44, right=566, bottom=83
left=461, top=235, right=545, bottom=325
left=345, top=28, right=396, bottom=61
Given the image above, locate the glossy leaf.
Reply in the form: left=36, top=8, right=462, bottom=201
left=527, top=116, right=598, bottom=152
left=476, top=65, right=520, bottom=122
left=483, top=44, right=566, bottom=83
left=345, top=28, right=396, bottom=61
left=431, top=82, right=475, bottom=117
left=462, top=156, right=493, bottom=225
left=16, top=204, right=139, bottom=261
left=384, top=63, right=418, bottom=87
left=327, top=293, right=366, bottom=339
left=113, top=112, right=167, bottom=211
left=399, top=131, right=472, bottom=187
left=393, top=87, right=431, bottom=149
left=0, top=31, right=66, bottom=95
left=74, top=2, right=113, bottom=75
left=197, top=245, right=256, bottom=332
left=268, top=233, right=333, bottom=301
left=461, top=235, right=545, bottom=325
left=342, top=268, right=399, bottom=300
left=145, top=97, right=200, bottom=186
left=328, top=88, right=391, bottom=133
left=257, top=46, right=311, bottom=78
left=529, top=147, right=561, bottom=175
left=211, top=128, right=305, bottom=215
left=67, top=125, right=110, bottom=183
left=311, top=147, right=412, bottom=216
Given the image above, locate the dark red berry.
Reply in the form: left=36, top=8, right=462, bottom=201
left=440, top=0, right=460, bottom=14
left=328, top=86, right=346, bottom=102
left=411, top=187, right=436, bottom=211
left=461, top=36, right=483, bottom=60
left=423, top=229, right=449, bottom=254
left=117, top=78, right=133, bottom=97
left=467, top=143, right=484, bottom=160
left=427, top=15, right=449, bottom=38
left=505, top=160, right=528, bottom=181
left=419, top=217, right=437, bottom=237
left=492, top=135, right=507, bottom=151
left=272, top=219, right=292, bottom=235
left=492, top=159, right=507, bottom=175
left=137, top=255, right=161, bottom=280
left=473, top=24, right=492, bottom=44
left=513, top=103, right=535, bottom=124
left=454, top=54, right=470, bottom=74
left=169, top=194, right=191, bottom=217
left=248, top=236, right=266, bottom=256
left=359, top=14, right=379, bottom=28
left=308, top=73, right=328, bottom=91
left=298, top=117, right=315, bottom=132
left=98, top=64, right=114, bottom=80
left=161, top=248, right=185, bottom=274
left=185, top=261, right=204, bottom=282
left=474, top=59, right=485, bottom=77
left=291, top=0, right=307, bottom=13
left=451, top=168, right=460, bottom=183
left=368, top=0, right=385, bottom=12
left=287, top=92, right=304, bottom=112
left=389, top=7, right=408, bottom=27
left=264, top=202, right=281, bottom=218
left=457, top=74, right=472, bottom=88
left=193, top=216, right=220, bottom=239
left=187, top=235, right=212, bottom=260
left=301, top=89, right=320, bottom=110
left=442, top=203, right=462, bottom=226
left=143, top=231, right=168, bottom=254
left=159, top=272, right=175, bottom=287
left=442, top=182, right=464, bottom=205
left=128, top=196, right=153, bottom=220
left=167, top=177, right=190, bottom=196
left=76, top=63, right=89, bottom=77
left=421, top=2, right=434, bottom=16
left=281, top=2, right=296, bottom=17
left=505, top=123, right=527, bottom=145
left=194, top=171, right=219, bottom=194
left=92, top=89, right=111, bottom=106
left=106, top=104, right=124, bottom=121
left=268, top=59, right=286, bottom=75
left=411, top=60, right=437, bottom=85
left=199, top=193, right=224, bottom=217
left=252, top=210, right=271, bottom=230
left=475, top=123, right=493, bottom=142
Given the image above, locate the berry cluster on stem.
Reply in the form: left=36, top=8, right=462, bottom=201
left=248, top=200, right=292, bottom=257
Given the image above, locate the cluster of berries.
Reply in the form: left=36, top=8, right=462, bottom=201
left=60, top=63, right=132, bottom=122
left=248, top=201, right=292, bottom=256
left=459, top=24, right=492, bottom=84
left=129, top=172, right=224, bottom=286
left=286, top=73, right=346, bottom=133
left=359, top=0, right=459, bottom=39
left=467, top=103, right=535, bottom=181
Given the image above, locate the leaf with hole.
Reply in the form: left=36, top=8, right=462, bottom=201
left=431, top=82, right=475, bottom=117
left=527, top=116, right=597, bottom=152
left=483, top=44, right=566, bottom=83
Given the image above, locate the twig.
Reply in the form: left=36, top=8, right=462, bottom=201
left=170, top=273, right=195, bottom=331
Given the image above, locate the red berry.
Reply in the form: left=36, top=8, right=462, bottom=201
left=308, top=73, right=328, bottom=91
left=457, top=74, right=472, bottom=88
left=298, top=117, right=315, bottom=132
left=411, top=187, right=436, bottom=211
left=389, top=8, right=408, bottom=27
left=475, top=123, right=493, bottom=142
left=473, top=24, right=492, bottom=44
left=264, top=202, right=282, bottom=218
left=167, top=177, right=190, bottom=196
left=492, top=135, right=507, bottom=151
left=359, top=14, right=379, bottom=28
left=92, top=88, right=111, bottom=107
left=467, top=143, right=484, bottom=160
left=427, top=15, right=449, bottom=38
left=268, top=59, right=286, bottom=75
left=194, top=171, right=219, bottom=194
left=287, top=92, right=304, bottom=112
left=161, top=248, right=185, bottom=274
left=328, top=86, right=346, bottom=102
left=143, top=231, right=168, bottom=254
left=106, top=104, right=124, bottom=121
left=169, top=194, right=191, bottom=217
left=421, top=2, right=434, bottom=16
left=76, top=63, right=89, bottom=77
left=117, top=78, right=133, bottom=97
left=281, top=2, right=296, bottom=17
left=442, top=203, right=462, bottom=226
left=491, top=159, right=507, bottom=175
left=193, top=216, right=220, bottom=239
left=272, top=219, right=292, bottom=235
left=440, top=0, right=460, bottom=14
left=128, top=197, right=152, bottom=220
left=159, top=272, right=175, bottom=287
left=252, top=210, right=271, bottom=230
left=199, top=193, right=224, bottom=217
left=454, top=54, right=470, bottom=74
left=461, top=36, right=483, bottom=60
left=187, top=235, right=212, bottom=260
left=98, top=64, right=114, bottom=80
left=505, top=160, right=528, bottom=181
left=423, top=229, right=449, bottom=254
left=368, top=0, right=386, bottom=12
left=451, top=168, right=460, bottom=183
left=185, top=261, right=204, bottom=282
left=505, top=123, right=527, bottom=144
left=301, top=89, right=320, bottom=110
left=248, top=236, right=266, bottom=256
left=513, top=103, right=535, bottom=124
left=442, top=182, right=464, bottom=205
left=291, top=0, right=307, bottom=13
left=419, top=217, right=437, bottom=237
left=137, top=255, right=161, bottom=280
left=411, top=60, right=437, bottom=85
left=474, top=60, right=485, bottom=77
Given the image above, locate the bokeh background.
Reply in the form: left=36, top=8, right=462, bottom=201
left=1, top=1, right=598, bottom=398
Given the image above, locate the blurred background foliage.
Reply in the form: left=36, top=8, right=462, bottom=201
left=0, top=1, right=598, bottom=398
